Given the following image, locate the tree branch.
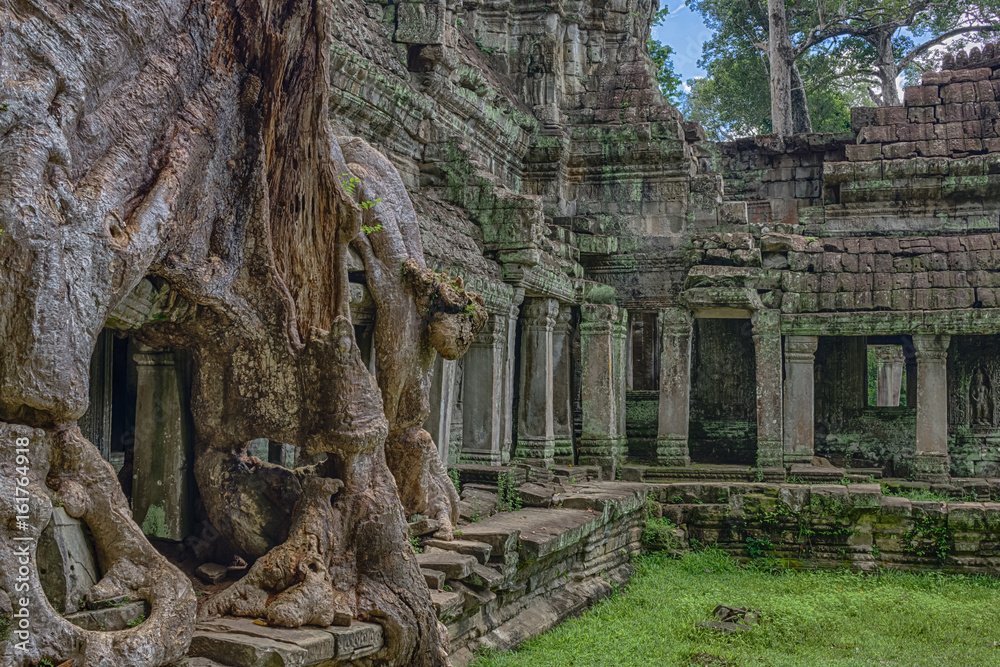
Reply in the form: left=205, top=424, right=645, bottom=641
left=900, top=24, right=1000, bottom=68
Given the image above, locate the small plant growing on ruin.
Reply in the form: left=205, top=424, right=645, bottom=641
left=904, top=516, right=951, bottom=562
left=642, top=517, right=680, bottom=552
left=410, top=535, right=424, bottom=554
left=341, top=173, right=383, bottom=233
left=496, top=472, right=522, bottom=512
left=744, top=536, right=772, bottom=559
left=127, top=614, right=147, bottom=628
left=448, top=467, right=461, bottom=494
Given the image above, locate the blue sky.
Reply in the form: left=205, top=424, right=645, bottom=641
left=651, top=2, right=710, bottom=91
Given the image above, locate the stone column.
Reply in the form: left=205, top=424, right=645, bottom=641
left=499, top=295, right=523, bottom=463
left=913, top=334, right=951, bottom=482
left=425, top=354, right=457, bottom=464
left=461, top=314, right=506, bottom=465
left=578, top=304, right=625, bottom=476
left=875, top=346, right=905, bottom=407
left=752, top=310, right=783, bottom=468
left=656, top=309, right=692, bottom=466
left=613, top=308, right=629, bottom=450
left=783, top=335, right=818, bottom=465
left=515, top=298, right=559, bottom=462
left=133, top=348, right=193, bottom=541
left=552, top=305, right=574, bottom=463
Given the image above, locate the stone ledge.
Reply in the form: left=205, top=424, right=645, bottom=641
left=65, top=600, right=148, bottom=632
left=187, top=618, right=383, bottom=666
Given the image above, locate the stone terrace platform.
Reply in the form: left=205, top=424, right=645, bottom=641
left=648, top=479, right=1000, bottom=573
left=174, top=481, right=647, bottom=667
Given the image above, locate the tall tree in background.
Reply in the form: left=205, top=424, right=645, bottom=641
left=687, top=0, right=1000, bottom=137
left=768, top=0, right=795, bottom=135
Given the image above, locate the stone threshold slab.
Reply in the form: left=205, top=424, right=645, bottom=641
left=187, top=617, right=383, bottom=667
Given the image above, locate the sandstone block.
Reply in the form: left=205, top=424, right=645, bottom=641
left=845, top=144, right=882, bottom=161
left=904, top=85, right=940, bottom=106
left=195, top=562, right=228, bottom=584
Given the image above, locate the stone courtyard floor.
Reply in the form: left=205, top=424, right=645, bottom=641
left=470, top=548, right=1000, bottom=667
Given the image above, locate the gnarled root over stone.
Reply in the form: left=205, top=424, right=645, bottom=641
left=402, top=260, right=487, bottom=361
left=202, top=451, right=447, bottom=666
left=203, top=474, right=353, bottom=627
left=0, top=423, right=196, bottom=666
left=387, top=427, right=460, bottom=539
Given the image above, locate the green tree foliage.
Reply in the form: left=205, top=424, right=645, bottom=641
left=646, top=7, right=683, bottom=104
left=683, top=0, right=1000, bottom=138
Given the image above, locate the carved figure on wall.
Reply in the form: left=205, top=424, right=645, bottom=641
left=971, top=367, right=992, bottom=426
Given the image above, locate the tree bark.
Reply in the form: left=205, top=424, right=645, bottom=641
left=0, top=0, right=469, bottom=664
left=873, top=29, right=902, bottom=106
left=790, top=61, right=813, bottom=133
left=767, top=0, right=795, bottom=136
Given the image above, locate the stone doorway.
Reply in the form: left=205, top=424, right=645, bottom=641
left=688, top=318, right=757, bottom=465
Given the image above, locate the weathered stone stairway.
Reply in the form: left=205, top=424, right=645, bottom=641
left=175, top=480, right=648, bottom=667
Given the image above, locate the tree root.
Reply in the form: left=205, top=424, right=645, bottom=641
left=0, top=423, right=196, bottom=666
left=387, top=427, right=460, bottom=539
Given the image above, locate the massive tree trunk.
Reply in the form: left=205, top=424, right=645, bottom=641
left=872, top=29, right=903, bottom=107
left=767, top=0, right=795, bottom=136
left=790, top=61, right=813, bottom=133
left=0, top=0, right=477, bottom=664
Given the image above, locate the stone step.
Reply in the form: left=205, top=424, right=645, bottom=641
left=468, top=562, right=504, bottom=588
left=423, top=538, right=492, bottom=563
left=623, top=465, right=785, bottom=483
left=422, top=568, right=446, bottom=590
left=416, top=551, right=478, bottom=579
left=187, top=618, right=383, bottom=666
left=429, top=590, right=463, bottom=620
left=453, top=464, right=526, bottom=487
left=549, top=465, right=602, bottom=482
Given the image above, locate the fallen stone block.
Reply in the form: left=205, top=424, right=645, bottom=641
left=195, top=563, right=229, bottom=585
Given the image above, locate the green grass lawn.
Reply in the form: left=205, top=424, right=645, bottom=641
left=471, top=549, right=1000, bottom=667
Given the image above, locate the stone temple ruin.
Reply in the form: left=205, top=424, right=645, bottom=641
left=7, top=0, right=1000, bottom=664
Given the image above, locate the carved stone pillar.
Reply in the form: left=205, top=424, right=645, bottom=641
left=613, top=309, right=629, bottom=452
left=913, top=334, right=951, bottom=482
left=875, top=346, right=905, bottom=407
left=461, top=314, right=505, bottom=465
left=783, top=335, right=818, bottom=465
left=656, top=309, right=692, bottom=466
left=500, top=294, right=523, bottom=463
left=579, top=304, right=626, bottom=476
left=515, top=298, right=559, bottom=462
left=552, top=305, right=574, bottom=463
left=425, top=354, right=457, bottom=464
left=133, top=348, right=193, bottom=541
left=752, top=310, right=783, bottom=468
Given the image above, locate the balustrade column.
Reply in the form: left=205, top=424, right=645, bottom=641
left=656, top=309, right=693, bottom=466
left=913, top=334, right=951, bottom=482
left=783, top=335, right=818, bottom=465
